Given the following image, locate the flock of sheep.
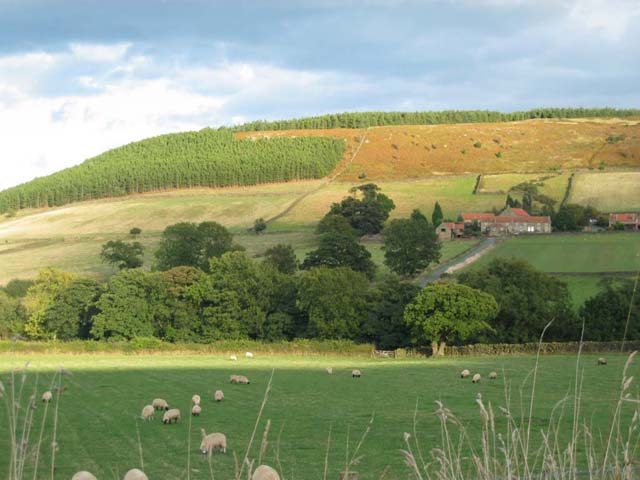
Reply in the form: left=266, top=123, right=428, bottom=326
left=459, top=369, right=498, bottom=383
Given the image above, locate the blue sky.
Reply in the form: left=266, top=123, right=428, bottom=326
left=0, top=0, right=639, bottom=189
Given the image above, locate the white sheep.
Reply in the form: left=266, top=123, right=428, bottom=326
left=152, top=398, right=169, bottom=411
left=214, top=390, right=224, bottom=402
left=230, top=355, right=238, bottom=361
left=192, top=405, right=201, bottom=416
left=42, top=391, right=52, bottom=403
left=460, top=369, right=470, bottom=378
left=245, top=351, right=254, bottom=358
left=598, top=357, right=608, bottom=365
left=489, top=371, right=498, bottom=380
left=72, top=472, right=97, bottom=480
left=352, top=369, right=362, bottom=378
left=230, top=375, right=250, bottom=384
left=472, top=373, right=481, bottom=383
left=325, top=367, right=333, bottom=375
left=123, top=469, right=148, bottom=480
left=162, top=408, right=181, bottom=424
left=192, top=394, right=201, bottom=405
left=252, top=464, right=280, bottom=480
left=141, top=405, right=155, bottom=421
left=200, top=429, right=227, bottom=455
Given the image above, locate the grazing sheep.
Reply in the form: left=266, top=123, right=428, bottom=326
left=200, top=429, right=227, bottom=454
left=214, top=390, right=224, bottom=402
left=489, top=371, right=498, bottom=380
left=162, top=408, right=181, bottom=424
left=252, top=464, right=280, bottom=480
left=230, top=355, right=238, bottom=361
left=325, top=367, right=333, bottom=375
left=245, top=352, right=254, bottom=358
left=72, top=472, right=97, bottom=480
left=152, top=398, right=169, bottom=411
left=141, top=405, right=155, bottom=421
left=42, top=391, right=52, bottom=403
left=352, top=369, right=362, bottom=378
left=460, top=369, right=470, bottom=379
left=598, top=357, right=608, bottom=365
left=472, top=373, right=481, bottom=383
left=192, top=394, right=201, bottom=405
left=191, top=405, right=202, bottom=416
left=230, top=375, right=249, bottom=384
left=123, top=469, right=148, bottom=480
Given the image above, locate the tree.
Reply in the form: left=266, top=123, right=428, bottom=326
left=155, top=221, right=243, bottom=272
left=431, top=202, right=444, bottom=227
left=22, top=268, right=76, bottom=339
left=329, top=184, right=395, bottom=235
left=361, top=275, right=420, bottom=349
left=254, top=218, right=267, bottom=234
left=159, top=266, right=206, bottom=342
left=129, top=227, right=142, bottom=236
left=458, top=258, right=577, bottom=342
left=581, top=279, right=639, bottom=341
left=0, top=279, right=34, bottom=298
left=404, top=283, right=498, bottom=356
left=263, top=244, right=298, bottom=274
left=382, top=209, right=441, bottom=276
left=301, top=232, right=376, bottom=279
left=552, top=204, right=598, bottom=231
left=91, top=269, right=165, bottom=340
left=297, top=267, right=369, bottom=339
left=0, top=292, right=27, bottom=339
left=522, top=191, right=533, bottom=213
left=316, top=214, right=358, bottom=237
left=101, top=240, right=144, bottom=270
left=43, top=278, right=101, bottom=339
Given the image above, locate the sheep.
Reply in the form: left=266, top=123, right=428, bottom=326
left=42, top=391, right=52, bottom=403
left=141, top=405, right=155, bottom=421
left=252, top=464, right=280, bottom=480
left=245, top=351, right=254, bottom=358
left=214, top=390, right=224, bottom=402
left=72, top=472, right=97, bottom=480
left=192, top=405, right=201, bottom=416
left=123, top=469, right=148, bottom=480
left=598, top=357, right=608, bottom=365
left=352, top=369, right=362, bottom=378
left=230, top=355, right=238, bottom=361
left=460, top=369, right=470, bottom=379
left=472, top=373, right=481, bottom=383
left=192, top=394, right=201, bottom=405
left=152, top=398, right=169, bottom=411
left=325, top=367, right=333, bottom=375
left=489, top=371, right=498, bottom=380
left=230, top=375, right=249, bottom=384
left=162, top=408, right=181, bottom=424
left=200, top=429, right=227, bottom=455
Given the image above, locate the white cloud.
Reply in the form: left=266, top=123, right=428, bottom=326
left=69, top=42, right=132, bottom=63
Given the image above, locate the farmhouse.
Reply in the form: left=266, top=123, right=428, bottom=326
left=437, top=222, right=464, bottom=241
left=462, top=207, right=551, bottom=236
left=609, top=213, right=639, bottom=231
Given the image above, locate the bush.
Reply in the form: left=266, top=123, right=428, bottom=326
left=129, top=227, right=142, bottom=236
left=473, top=141, right=482, bottom=148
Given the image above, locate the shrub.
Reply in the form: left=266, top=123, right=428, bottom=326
left=473, top=141, right=482, bottom=148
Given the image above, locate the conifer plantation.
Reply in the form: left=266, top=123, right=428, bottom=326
left=0, top=129, right=345, bottom=213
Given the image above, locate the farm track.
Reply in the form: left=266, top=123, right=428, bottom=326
left=265, top=129, right=370, bottom=224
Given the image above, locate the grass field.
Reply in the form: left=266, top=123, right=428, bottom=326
left=468, top=233, right=640, bottom=273
left=1, top=352, right=638, bottom=479
left=561, top=275, right=636, bottom=309
left=568, top=171, right=640, bottom=212
left=477, top=172, right=570, bottom=203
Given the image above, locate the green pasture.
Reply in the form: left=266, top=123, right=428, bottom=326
left=0, top=353, right=637, bottom=479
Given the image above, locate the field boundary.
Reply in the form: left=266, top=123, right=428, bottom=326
left=561, top=171, right=576, bottom=207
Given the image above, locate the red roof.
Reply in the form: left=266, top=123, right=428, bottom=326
left=610, top=213, right=639, bottom=224
left=462, top=213, right=495, bottom=222
left=441, top=222, right=465, bottom=230
left=495, top=215, right=550, bottom=224
left=508, top=208, right=529, bottom=217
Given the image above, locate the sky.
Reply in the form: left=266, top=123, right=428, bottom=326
left=0, top=0, right=639, bottom=190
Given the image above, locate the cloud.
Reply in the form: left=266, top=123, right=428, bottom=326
left=69, top=42, right=132, bottom=63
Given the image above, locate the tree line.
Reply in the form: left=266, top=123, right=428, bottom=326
left=232, top=108, right=640, bottom=132
left=0, top=129, right=345, bottom=213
